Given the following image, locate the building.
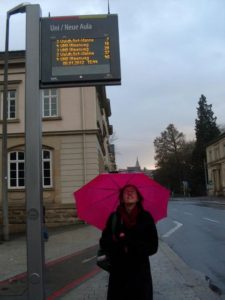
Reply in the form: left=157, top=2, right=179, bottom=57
left=126, top=157, right=141, bottom=173
left=0, top=50, right=116, bottom=233
left=119, top=158, right=154, bottom=177
left=206, top=132, right=225, bottom=196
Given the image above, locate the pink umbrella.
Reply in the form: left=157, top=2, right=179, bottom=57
left=73, top=172, right=170, bottom=230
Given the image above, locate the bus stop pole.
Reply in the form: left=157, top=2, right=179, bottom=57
left=25, top=5, right=45, bottom=299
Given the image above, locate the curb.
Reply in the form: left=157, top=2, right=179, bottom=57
left=160, top=241, right=221, bottom=300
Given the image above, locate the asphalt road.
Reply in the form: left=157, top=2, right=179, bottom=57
left=157, top=197, right=225, bottom=298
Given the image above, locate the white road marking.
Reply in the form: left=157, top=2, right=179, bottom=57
left=184, top=212, right=193, bottom=216
left=162, top=221, right=183, bottom=238
left=82, top=255, right=97, bottom=263
left=202, top=217, right=219, bottom=224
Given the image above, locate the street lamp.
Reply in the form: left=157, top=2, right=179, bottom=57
left=7, top=3, right=30, bottom=15
left=2, top=3, right=30, bottom=241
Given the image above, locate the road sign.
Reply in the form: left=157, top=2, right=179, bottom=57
left=40, top=14, right=121, bottom=88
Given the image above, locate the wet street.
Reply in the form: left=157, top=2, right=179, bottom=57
left=157, top=197, right=225, bottom=298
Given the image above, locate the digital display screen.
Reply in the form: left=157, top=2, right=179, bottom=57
left=40, top=14, right=121, bottom=88
left=52, top=37, right=111, bottom=76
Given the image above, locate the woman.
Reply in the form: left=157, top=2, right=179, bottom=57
left=99, top=184, right=158, bottom=300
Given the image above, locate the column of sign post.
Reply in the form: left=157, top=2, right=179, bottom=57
left=25, top=5, right=45, bottom=300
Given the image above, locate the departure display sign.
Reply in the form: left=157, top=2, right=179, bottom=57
left=40, top=15, right=121, bottom=88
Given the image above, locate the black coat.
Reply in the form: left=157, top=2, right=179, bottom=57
left=100, top=208, right=158, bottom=300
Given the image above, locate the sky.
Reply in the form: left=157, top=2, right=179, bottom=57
left=1, top=0, right=225, bottom=170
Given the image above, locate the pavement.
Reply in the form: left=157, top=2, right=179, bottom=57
left=0, top=223, right=223, bottom=300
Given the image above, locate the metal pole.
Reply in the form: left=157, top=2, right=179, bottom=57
left=1, top=14, right=10, bottom=241
left=25, top=5, right=45, bottom=299
left=1, top=0, right=32, bottom=243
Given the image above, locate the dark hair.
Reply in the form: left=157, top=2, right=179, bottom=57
left=119, top=185, right=143, bottom=206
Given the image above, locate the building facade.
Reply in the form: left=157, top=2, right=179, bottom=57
left=0, top=51, right=116, bottom=233
left=206, top=133, right=225, bottom=196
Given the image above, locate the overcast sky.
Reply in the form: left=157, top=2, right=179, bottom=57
left=1, top=0, right=225, bottom=169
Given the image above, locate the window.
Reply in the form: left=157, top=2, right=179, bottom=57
left=42, top=89, right=58, bottom=117
left=214, top=147, right=220, bottom=160
left=8, top=151, right=25, bottom=188
left=1, top=90, right=17, bottom=120
left=208, top=150, right=212, bottom=162
left=8, top=150, right=53, bottom=189
left=42, top=150, right=52, bottom=188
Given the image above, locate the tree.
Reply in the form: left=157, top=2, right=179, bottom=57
left=154, top=124, right=185, bottom=167
left=192, top=94, right=220, bottom=195
left=179, top=140, right=195, bottom=192
left=195, top=95, right=220, bottom=145
left=154, top=124, right=187, bottom=193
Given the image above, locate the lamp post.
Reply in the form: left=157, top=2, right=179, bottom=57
left=2, top=2, right=30, bottom=241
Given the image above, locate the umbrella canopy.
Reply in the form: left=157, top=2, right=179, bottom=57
left=73, top=172, right=170, bottom=230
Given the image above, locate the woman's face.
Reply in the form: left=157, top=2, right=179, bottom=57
left=122, top=186, right=138, bottom=205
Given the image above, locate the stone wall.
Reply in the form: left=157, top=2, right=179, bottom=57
left=0, top=203, right=83, bottom=234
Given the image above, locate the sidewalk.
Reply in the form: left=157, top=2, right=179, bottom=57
left=0, top=224, right=222, bottom=300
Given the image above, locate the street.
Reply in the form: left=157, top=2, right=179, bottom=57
left=157, top=197, right=225, bottom=298
left=0, top=209, right=222, bottom=300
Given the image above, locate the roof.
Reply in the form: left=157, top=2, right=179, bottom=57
left=206, top=132, right=225, bottom=147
